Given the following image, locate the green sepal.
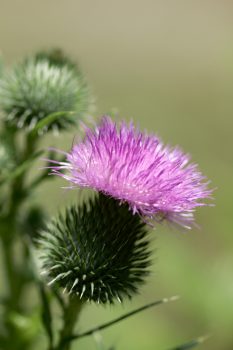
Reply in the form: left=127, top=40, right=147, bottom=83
left=30, top=110, right=75, bottom=136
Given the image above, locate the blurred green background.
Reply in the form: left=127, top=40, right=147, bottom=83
left=0, top=1, right=233, bottom=349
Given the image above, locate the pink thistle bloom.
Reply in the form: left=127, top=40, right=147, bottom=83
left=50, top=117, right=213, bottom=229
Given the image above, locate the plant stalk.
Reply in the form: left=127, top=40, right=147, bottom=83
left=0, top=127, right=38, bottom=348
left=55, top=297, right=83, bottom=350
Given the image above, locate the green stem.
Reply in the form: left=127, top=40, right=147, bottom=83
left=1, top=232, right=18, bottom=309
left=167, top=335, right=210, bottom=350
left=66, top=296, right=179, bottom=343
left=0, top=128, right=38, bottom=348
left=7, top=132, right=37, bottom=216
left=1, top=132, right=42, bottom=317
left=55, top=297, right=83, bottom=350
left=0, top=127, right=22, bottom=310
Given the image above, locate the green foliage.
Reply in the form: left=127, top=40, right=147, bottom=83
left=169, top=335, right=210, bottom=350
left=7, top=310, right=41, bottom=347
left=0, top=52, right=90, bottom=133
left=38, top=194, right=151, bottom=304
left=39, top=284, right=53, bottom=348
left=0, top=129, right=17, bottom=178
left=0, top=48, right=213, bottom=350
left=67, top=296, right=179, bottom=343
left=23, top=206, right=46, bottom=241
left=0, top=54, right=3, bottom=77
left=0, top=149, right=43, bottom=186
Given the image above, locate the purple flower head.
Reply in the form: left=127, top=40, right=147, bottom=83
left=50, top=117, right=212, bottom=229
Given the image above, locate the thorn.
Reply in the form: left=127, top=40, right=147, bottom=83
left=47, top=271, right=72, bottom=286
left=49, top=264, right=60, bottom=271
left=170, top=334, right=211, bottom=350
left=116, top=293, right=122, bottom=303
left=47, top=273, right=65, bottom=286
left=163, top=295, right=180, bottom=303
left=196, top=334, right=211, bottom=343
left=80, top=285, right=86, bottom=299
left=91, top=282, right=94, bottom=297
left=69, top=278, right=79, bottom=293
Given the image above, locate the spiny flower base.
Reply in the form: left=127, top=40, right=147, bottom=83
left=39, top=194, right=151, bottom=304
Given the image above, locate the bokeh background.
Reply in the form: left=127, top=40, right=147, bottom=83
left=0, top=1, right=233, bottom=349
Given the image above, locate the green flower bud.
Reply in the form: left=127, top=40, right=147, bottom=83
left=0, top=51, right=91, bottom=133
left=38, top=195, right=151, bottom=304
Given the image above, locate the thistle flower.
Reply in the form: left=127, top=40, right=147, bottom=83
left=39, top=194, right=150, bottom=304
left=0, top=52, right=90, bottom=132
left=50, top=117, right=212, bottom=229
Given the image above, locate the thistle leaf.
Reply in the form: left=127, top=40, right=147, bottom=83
left=0, top=150, right=43, bottom=185
left=38, top=283, right=53, bottom=347
left=168, top=335, right=210, bottom=350
left=66, top=296, right=179, bottom=342
left=30, top=110, right=75, bottom=135
left=0, top=130, right=17, bottom=179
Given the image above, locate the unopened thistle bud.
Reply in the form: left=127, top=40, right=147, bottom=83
left=0, top=50, right=91, bottom=133
left=38, top=194, right=151, bottom=304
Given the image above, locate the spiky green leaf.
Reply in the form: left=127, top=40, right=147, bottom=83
left=168, top=335, right=210, bottom=350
